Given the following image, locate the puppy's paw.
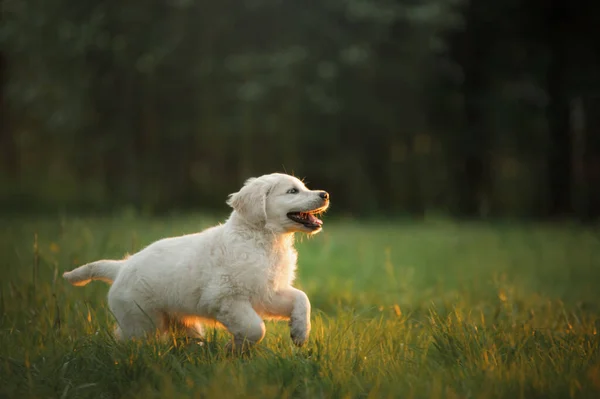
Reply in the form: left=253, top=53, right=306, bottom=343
left=290, top=320, right=310, bottom=347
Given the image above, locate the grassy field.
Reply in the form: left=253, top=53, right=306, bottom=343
left=1, top=214, right=599, bottom=398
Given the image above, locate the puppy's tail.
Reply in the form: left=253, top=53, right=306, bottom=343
left=63, top=260, right=123, bottom=286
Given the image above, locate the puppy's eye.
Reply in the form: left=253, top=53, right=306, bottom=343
left=287, top=188, right=299, bottom=194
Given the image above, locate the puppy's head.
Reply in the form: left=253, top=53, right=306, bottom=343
left=227, top=173, right=329, bottom=234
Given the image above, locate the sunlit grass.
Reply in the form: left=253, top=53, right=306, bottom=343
left=1, top=214, right=599, bottom=398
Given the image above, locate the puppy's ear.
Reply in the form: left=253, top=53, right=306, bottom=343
left=227, top=177, right=271, bottom=224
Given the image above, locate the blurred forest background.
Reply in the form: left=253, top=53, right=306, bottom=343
left=1, top=0, right=600, bottom=219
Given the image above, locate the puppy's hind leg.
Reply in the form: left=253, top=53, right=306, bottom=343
left=166, top=315, right=205, bottom=341
left=109, top=295, right=164, bottom=340
left=181, top=319, right=205, bottom=340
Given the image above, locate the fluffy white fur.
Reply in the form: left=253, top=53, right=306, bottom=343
left=63, top=173, right=329, bottom=351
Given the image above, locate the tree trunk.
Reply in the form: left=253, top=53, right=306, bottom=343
left=0, top=52, right=19, bottom=178
left=455, top=0, right=490, bottom=218
left=582, top=96, right=600, bottom=221
left=545, top=0, right=572, bottom=218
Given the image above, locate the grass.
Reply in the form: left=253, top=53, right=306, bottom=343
left=1, top=213, right=599, bottom=398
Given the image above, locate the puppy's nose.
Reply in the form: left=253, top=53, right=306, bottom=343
left=319, top=191, right=329, bottom=201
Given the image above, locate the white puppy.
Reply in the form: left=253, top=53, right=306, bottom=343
left=63, top=173, right=329, bottom=351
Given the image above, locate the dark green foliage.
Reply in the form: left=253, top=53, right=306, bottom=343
left=1, top=0, right=600, bottom=218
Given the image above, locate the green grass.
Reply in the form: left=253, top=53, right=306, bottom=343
left=1, top=214, right=599, bottom=398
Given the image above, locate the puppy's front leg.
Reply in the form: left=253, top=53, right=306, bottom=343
left=217, top=300, right=266, bottom=352
left=264, top=287, right=311, bottom=347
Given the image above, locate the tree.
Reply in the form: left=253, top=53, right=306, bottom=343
left=544, top=0, right=573, bottom=218
left=0, top=51, right=19, bottom=179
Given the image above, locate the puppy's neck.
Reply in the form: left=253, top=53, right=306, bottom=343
left=227, top=211, right=295, bottom=248
left=227, top=210, right=263, bottom=230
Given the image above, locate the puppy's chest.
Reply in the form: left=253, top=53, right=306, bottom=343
left=225, top=245, right=297, bottom=296
left=265, top=248, right=297, bottom=290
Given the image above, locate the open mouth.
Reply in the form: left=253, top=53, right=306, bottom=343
left=287, top=206, right=327, bottom=230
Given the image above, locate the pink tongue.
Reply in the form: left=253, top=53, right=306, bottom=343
left=307, top=213, right=322, bottom=225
